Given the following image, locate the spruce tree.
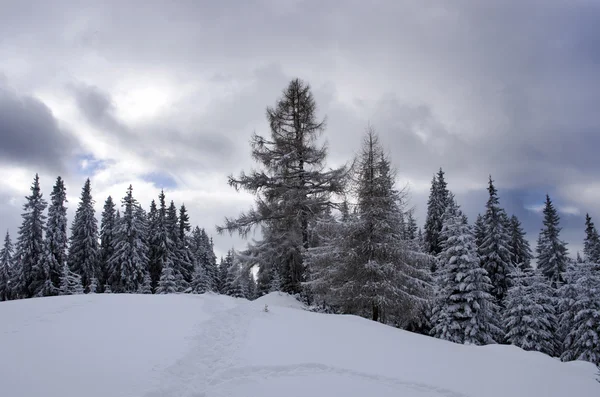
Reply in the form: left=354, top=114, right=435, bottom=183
left=405, top=211, right=418, bottom=241
left=217, top=78, right=346, bottom=294
left=431, top=199, right=500, bottom=345
left=190, top=260, right=211, bottom=294
left=536, top=195, right=568, bottom=288
left=584, top=214, right=600, bottom=263
left=219, top=250, right=235, bottom=294
left=0, top=231, right=14, bottom=301
left=308, top=129, right=431, bottom=324
left=68, top=178, right=99, bottom=292
left=504, top=268, right=557, bottom=356
left=99, top=196, right=117, bottom=292
left=148, top=192, right=168, bottom=290
left=15, top=174, right=48, bottom=298
left=167, top=200, right=192, bottom=291
left=44, top=176, right=68, bottom=289
left=424, top=169, right=450, bottom=257
left=108, top=185, right=149, bottom=292
left=560, top=262, right=600, bottom=365
left=59, top=262, right=84, bottom=295
left=508, top=215, right=533, bottom=270
left=138, top=271, right=153, bottom=294
left=480, top=176, right=513, bottom=303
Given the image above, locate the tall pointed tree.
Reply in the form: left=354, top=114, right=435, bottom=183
left=0, top=231, right=14, bottom=301
left=109, top=185, right=149, bottom=292
left=479, top=176, right=513, bottom=303
left=43, top=176, right=68, bottom=289
left=99, top=196, right=117, bottom=292
left=15, top=174, right=48, bottom=298
left=537, top=195, right=568, bottom=288
left=217, top=78, right=346, bottom=294
left=431, top=199, right=500, bottom=345
left=424, top=168, right=450, bottom=257
left=504, top=268, right=557, bottom=356
left=307, top=128, right=431, bottom=324
left=560, top=262, right=600, bottom=365
left=508, top=215, right=533, bottom=270
left=583, top=214, right=600, bottom=263
left=68, top=178, right=99, bottom=292
left=167, top=200, right=192, bottom=291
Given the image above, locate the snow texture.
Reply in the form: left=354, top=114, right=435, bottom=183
left=0, top=293, right=598, bottom=397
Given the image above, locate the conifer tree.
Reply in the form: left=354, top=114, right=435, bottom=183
left=537, top=195, right=568, bottom=288
left=424, top=169, right=450, bottom=257
left=15, top=174, right=48, bottom=298
left=307, top=128, right=431, bottom=324
left=508, top=215, right=533, bottom=270
left=138, top=271, right=153, bottom=294
left=44, top=176, right=68, bottom=289
left=190, top=260, right=211, bottom=294
left=431, top=199, right=500, bottom=345
left=560, top=262, right=600, bottom=365
left=480, top=176, right=513, bottom=303
left=217, top=78, right=346, bottom=295
left=108, top=185, right=149, bottom=292
left=167, top=200, right=192, bottom=291
left=99, top=196, right=117, bottom=292
left=405, top=211, right=418, bottom=241
left=68, top=178, right=99, bottom=292
left=584, top=214, right=600, bottom=263
left=148, top=192, right=170, bottom=290
left=219, top=250, right=235, bottom=294
left=59, top=262, right=84, bottom=295
left=0, top=231, right=14, bottom=301
left=504, top=268, right=557, bottom=356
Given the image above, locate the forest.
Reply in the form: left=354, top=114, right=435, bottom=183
left=1, top=79, right=599, bottom=368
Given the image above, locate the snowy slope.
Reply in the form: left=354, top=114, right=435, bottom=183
left=0, top=293, right=598, bottom=397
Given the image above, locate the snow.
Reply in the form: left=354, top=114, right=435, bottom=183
left=1, top=293, right=598, bottom=397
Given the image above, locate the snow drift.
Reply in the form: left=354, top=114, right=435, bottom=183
left=0, top=292, right=598, bottom=397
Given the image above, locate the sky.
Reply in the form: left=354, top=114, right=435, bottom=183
left=1, top=0, right=599, bottom=258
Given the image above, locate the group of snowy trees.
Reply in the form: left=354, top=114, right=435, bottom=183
left=425, top=173, right=600, bottom=366
left=217, top=78, right=599, bottom=368
left=0, top=177, right=256, bottom=301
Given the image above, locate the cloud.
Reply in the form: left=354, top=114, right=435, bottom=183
left=0, top=83, right=80, bottom=173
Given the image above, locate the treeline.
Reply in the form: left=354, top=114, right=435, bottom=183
left=0, top=177, right=256, bottom=300
left=218, top=78, right=600, bottom=367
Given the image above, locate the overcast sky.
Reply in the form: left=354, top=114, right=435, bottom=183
left=1, top=0, right=599, bottom=257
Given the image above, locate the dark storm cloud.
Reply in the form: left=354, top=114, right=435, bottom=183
left=70, top=83, right=128, bottom=135
left=0, top=83, right=79, bottom=173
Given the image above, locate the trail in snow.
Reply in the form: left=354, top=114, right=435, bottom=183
left=144, top=298, right=252, bottom=397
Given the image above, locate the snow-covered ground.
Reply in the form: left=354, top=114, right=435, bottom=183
left=0, top=293, right=598, bottom=397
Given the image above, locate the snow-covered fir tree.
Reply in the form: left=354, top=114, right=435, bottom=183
left=508, top=215, right=533, bottom=270
left=405, top=211, right=418, bottom=241
left=59, top=262, right=84, bottom=295
left=189, top=227, right=219, bottom=292
left=99, top=196, right=117, bottom=292
left=156, top=257, right=178, bottom=294
left=138, top=271, right=153, bottom=294
left=68, top=178, right=99, bottom=292
left=167, top=200, right=192, bottom=291
left=189, top=259, right=211, bottom=294
left=308, top=128, right=431, bottom=324
left=217, top=78, right=347, bottom=295
left=431, top=198, right=500, bottom=345
left=43, top=176, right=68, bottom=290
left=148, top=191, right=170, bottom=291
left=108, top=185, right=149, bottom=293
left=0, top=231, right=14, bottom=301
left=219, top=250, right=235, bottom=294
left=560, top=262, right=600, bottom=365
left=224, top=254, right=246, bottom=298
left=583, top=214, right=600, bottom=263
left=504, top=268, right=557, bottom=356
left=479, top=176, right=513, bottom=304
left=424, top=168, right=450, bottom=257
left=537, top=195, right=568, bottom=288
left=14, top=174, right=48, bottom=298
